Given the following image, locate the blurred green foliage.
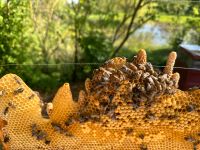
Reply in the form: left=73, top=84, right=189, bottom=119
left=0, top=0, right=29, bottom=68
left=156, top=1, right=200, bottom=50
left=0, top=0, right=199, bottom=95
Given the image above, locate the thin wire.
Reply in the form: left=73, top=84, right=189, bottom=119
left=0, top=63, right=101, bottom=66
left=151, top=0, right=200, bottom=2
left=0, top=63, right=199, bottom=71
left=153, top=65, right=200, bottom=71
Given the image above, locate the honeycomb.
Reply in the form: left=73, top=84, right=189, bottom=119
left=0, top=49, right=200, bottom=150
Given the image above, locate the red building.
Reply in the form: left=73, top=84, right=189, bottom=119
left=175, top=44, right=200, bottom=90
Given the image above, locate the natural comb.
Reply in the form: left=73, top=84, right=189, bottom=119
left=0, top=49, right=200, bottom=150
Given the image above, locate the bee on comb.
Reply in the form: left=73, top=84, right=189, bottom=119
left=0, top=90, right=5, bottom=97
left=14, top=76, right=21, bottom=85
left=3, top=107, right=9, bottom=116
left=13, top=87, right=24, bottom=95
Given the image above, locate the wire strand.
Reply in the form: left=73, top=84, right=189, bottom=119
left=153, top=65, right=200, bottom=71
left=0, top=63, right=199, bottom=71
left=0, top=63, right=100, bottom=66
left=151, top=0, right=200, bottom=3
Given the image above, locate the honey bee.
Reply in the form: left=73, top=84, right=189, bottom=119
left=132, top=99, right=140, bottom=109
left=142, top=72, right=150, bottom=79
left=31, top=123, right=48, bottom=140
left=31, top=129, right=38, bottom=136
left=129, top=63, right=138, bottom=71
left=36, top=131, right=47, bottom=140
left=102, top=76, right=109, bottom=82
left=110, top=113, right=117, bottom=120
left=109, top=95, right=114, bottom=103
left=0, top=90, right=5, bottom=97
left=13, top=87, right=24, bottom=95
left=14, top=76, right=21, bottom=85
left=31, top=124, right=38, bottom=137
left=45, top=137, right=51, bottom=144
left=194, top=144, right=197, bottom=150
left=104, top=69, right=112, bottom=76
left=107, top=68, right=116, bottom=72
left=147, top=76, right=155, bottom=85
left=193, top=140, right=200, bottom=150
left=101, top=67, right=112, bottom=78
left=146, top=83, right=152, bottom=91
left=3, top=107, right=9, bottom=116
left=166, top=87, right=175, bottom=94
left=65, top=131, right=74, bottom=137
left=146, top=62, right=154, bottom=74
left=184, top=136, right=196, bottom=142
left=137, top=85, right=146, bottom=93
left=167, top=115, right=178, bottom=120
left=134, top=70, right=142, bottom=80
left=65, top=117, right=74, bottom=126
left=161, top=81, right=167, bottom=92
left=158, top=74, right=168, bottom=82
left=78, top=115, right=89, bottom=123
left=186, top=104, right=197, bottom=112
left=113, top=75, right=121, bottom=81
left=90, top=114, right=100, bottom=122
left=139, top=134, right=145, bottom=139
left=157, top=84, right=163, bottom=91
left=28, top=94, right=35, bottom=100
left=145, top=111, right=155, bottom=120
left=8, top=102, right=16, bottom=109
left=104, top=59, right=114, bottom=65
left=105, top=106, right=117, bottom=120
left=3, top=134, right=10, bottom=143
left=121, top=65, right=132, bottom=74
left=51, top=123, right=63, bottom=133
left=125, top=128, right=133, bottom=135
left=138, top=64, right=146, bottom=71
left=116, top=69, right=122, bottom=76
left=140, top=143, right=148, bottom=150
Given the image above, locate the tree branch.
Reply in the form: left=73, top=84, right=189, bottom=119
left=111, top=0, right=144, bottom=58
left=141, top=0, right=153, bottom=7
left=112, top=13, right=130, bottom=44
left=112, top=1, right=136, bottom=44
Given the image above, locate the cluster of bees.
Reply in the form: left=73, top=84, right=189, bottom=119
left=31, top=122, right=74, bottom=144
left=78, top=53, right=179, bottom=126
left=68, top=50, right=199, bottom=149
left=51, top=122, right=73, bottom=137
left=31, top=124, right=51, bottom=144
left=95, top=57, right=178, bottom=106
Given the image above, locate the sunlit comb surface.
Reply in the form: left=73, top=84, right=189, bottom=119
left=0, top=49, right=200, bottom=150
